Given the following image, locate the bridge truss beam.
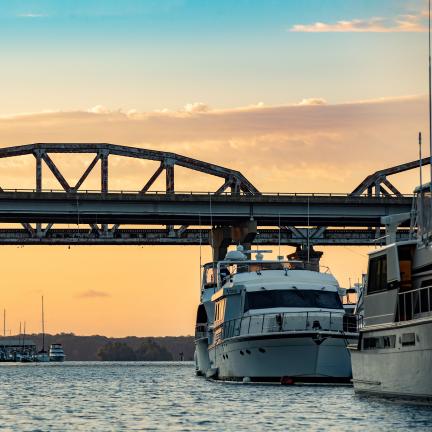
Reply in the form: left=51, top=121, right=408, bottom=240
left=351, top=157, right=431, bottom=197
left=0, top=227, right=410, bottom=246
left=0, top=143, right=423, bottom=248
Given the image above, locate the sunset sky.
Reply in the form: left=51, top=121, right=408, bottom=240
left=0, top=0, right=430, bottom=337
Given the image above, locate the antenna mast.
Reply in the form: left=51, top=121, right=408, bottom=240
left=419, top=132, right=424, bottom=230
left=429, top=0, right=432, bottom=188
left=420, top=132, right=424, bottom=187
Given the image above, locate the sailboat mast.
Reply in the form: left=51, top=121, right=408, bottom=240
left=22, top=321, right=25, bottom=353
left=41, top=296, right=45, bottom=352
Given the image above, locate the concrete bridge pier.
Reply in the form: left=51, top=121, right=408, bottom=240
left=231, top=220, right=257, bottom=258
left=210, top=226, right=232, bottom=262
left=210, top=221, right=257, bottom=262
left=287, top=245, right=323, bottom=272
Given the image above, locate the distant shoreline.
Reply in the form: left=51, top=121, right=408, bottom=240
left=1, top=334, right=194, bottom=361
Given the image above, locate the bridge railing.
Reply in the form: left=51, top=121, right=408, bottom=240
left=0, top=188, right=414, bottom=197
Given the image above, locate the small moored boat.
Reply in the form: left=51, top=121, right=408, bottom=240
left=49, top=344, right=65, bottom=362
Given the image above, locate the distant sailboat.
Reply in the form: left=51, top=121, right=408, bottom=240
left=35, top=296, right=49, bottom=362
left=20, top=321, right=32, bottom=362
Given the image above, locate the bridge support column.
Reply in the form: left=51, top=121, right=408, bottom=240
left=101, top=152, right=109, bottom=193
left=35, top=153, right=42, bottom=192
left=210, top=227, right=232, bottom=262
left=165, top=162, right=174, bottom=194
left=232, top=220, right=257, bottom=257
left=35, top=151, right=42, bottom=235
left=287, top=245, right=323, bottom=272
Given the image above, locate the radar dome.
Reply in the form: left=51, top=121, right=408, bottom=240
left=225, top=245, right=247, bottom=261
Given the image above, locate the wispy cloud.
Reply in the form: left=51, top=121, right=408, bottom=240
left=76, top=290, right=110, bottom=299
left=17, top=13, right=48, bottom=18
left=290, top=13, right=427, bottom=33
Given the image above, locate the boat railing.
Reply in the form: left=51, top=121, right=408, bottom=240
left=220, top=311, right=361, bottom=340
left=396, top=285, right=432, bottom=322
left=195, top=324, right=207, bottom=339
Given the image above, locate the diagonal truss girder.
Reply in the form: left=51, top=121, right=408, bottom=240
left=0, top=143, right=260, bottom=239
left=351, top=157, right=431, bottom=197
left=0, top=143, right=259, bottom=195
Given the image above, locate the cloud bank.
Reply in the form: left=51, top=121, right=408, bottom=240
left=0, top=95, right=427, bottom=193
left=291, top=13, right=427, bottom=33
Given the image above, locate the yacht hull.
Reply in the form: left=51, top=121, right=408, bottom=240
left=208, top=332, right=356, bottom=382
left=49, top=356, right=65, bottom=362
left=195, top=337, right=211, bottom=376
left=351, top=320, right=432, bottom=400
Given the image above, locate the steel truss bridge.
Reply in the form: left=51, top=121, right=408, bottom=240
left=0, top=143, right=423, bottom=253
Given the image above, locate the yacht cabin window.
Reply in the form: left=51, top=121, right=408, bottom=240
left=214, top=299, right=226, bottom=323
left=418, top=190, right=432, bottom=238
left=367, top=255, right=388, bottom=294
left=363, top=335, right=396, bottom=350
left=244, top=289, right=342, bottom=312
left=203, top=265, right=217, bottom=288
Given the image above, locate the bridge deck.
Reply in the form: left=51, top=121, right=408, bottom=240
left=0, top=191, right=412, bottom=227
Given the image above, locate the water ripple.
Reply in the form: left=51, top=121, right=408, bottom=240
left=0, top=362, right=431, bottom=431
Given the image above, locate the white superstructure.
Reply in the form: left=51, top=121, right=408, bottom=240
left=350, top=184, right=432, bottom=401
left=195, top=248, right=359, bottom=383
left=49, top=343, right=65, bottom=362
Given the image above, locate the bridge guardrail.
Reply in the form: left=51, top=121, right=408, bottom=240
left=0, top=188, right=415, bottom=197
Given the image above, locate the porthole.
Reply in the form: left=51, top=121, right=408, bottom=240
left=240, top=350, right=244, bottom=355
left=226, top=354, right=229, bottom=359
left=246, top=349, right=251, bottom=355
left=259, top=348, right=266, bottom=353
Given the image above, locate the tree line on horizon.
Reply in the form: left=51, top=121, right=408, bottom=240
left=1, top=333, right=194, bottom=361
left=97, top=339, right=173, bottom=361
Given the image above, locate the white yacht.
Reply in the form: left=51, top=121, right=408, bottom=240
left=350, top=185, right=432, bottom=401
left=49, top=343, right=65, bottom=362
left=195, top=247, right=359, bottom=383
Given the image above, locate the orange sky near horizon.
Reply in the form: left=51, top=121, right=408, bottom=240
left=0, top=95, right=428, bottom=337
left=1, top=245, right=370, bottom=338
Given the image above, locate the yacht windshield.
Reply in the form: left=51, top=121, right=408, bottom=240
left=244, top=289, right=342, bottom=312
left=418, top=189, right=432, bottom=238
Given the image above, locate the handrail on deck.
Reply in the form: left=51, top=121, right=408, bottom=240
left=397, top=284, right=432, bottom=322
left=211, top=311, right=361, bottom=343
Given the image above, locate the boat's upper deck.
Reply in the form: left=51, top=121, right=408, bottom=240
left=202, top=259, right=339, bottom=294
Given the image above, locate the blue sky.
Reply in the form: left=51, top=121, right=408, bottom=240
left=0, top=0, right=428, bottom=114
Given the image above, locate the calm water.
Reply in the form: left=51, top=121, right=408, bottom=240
left=1, top=362, right=431, bottom=431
